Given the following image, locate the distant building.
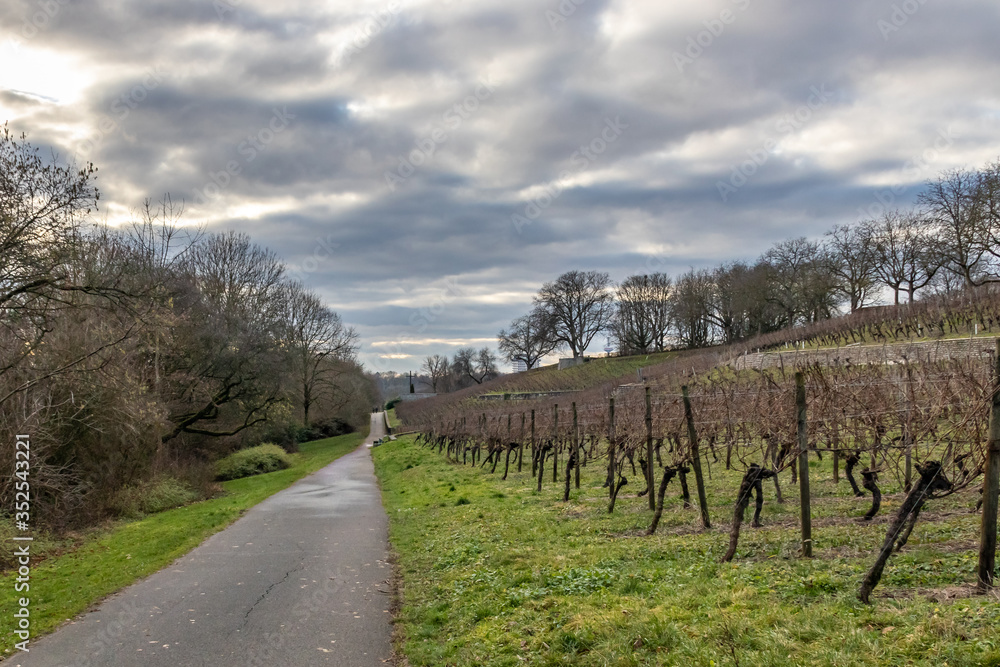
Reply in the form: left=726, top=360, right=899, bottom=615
left=512, top=360, right=528, bottom=373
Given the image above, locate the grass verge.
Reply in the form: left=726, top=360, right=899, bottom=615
left=0, top=430, right=365, bottom=656
left=374, top=435, right=1000, bottom=667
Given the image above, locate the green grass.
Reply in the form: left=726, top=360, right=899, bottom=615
left=550, top=351, right=676, bottom=385
left=374, top=436, right=1000, bottom=667
left=387, top=408, right=401, bottom=429
left=475, top=351, right=679, bottom=397
left=0, top=430, right=365, bottom=656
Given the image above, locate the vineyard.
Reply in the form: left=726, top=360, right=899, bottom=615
left=397, top=337, right=1000, bottom=606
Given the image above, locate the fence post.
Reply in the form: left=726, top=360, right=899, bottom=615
left=607, top=396, right=616, bottom=498
left=553, top=404, right=559, bottom=483
left=519, top=412, right=525, bottom=473
left=832, top=419, right=839, bottom=484
left=682, top=386, right=711, bottom=529
left=977, top=339, right=1000, bottom=592
left=796, top=372, right=813, bottom=558
left=530, top=409, right=536, bottom=477
left=646, top=386, right=655, bottom=511
left=573, top=402, right=580, bottom=489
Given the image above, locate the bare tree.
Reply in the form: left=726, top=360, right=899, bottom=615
left=671, top=268, right=714, bottom=348
left=451, top=347, right=499, bottom=385
left=825, top=223, right=879, bottom=312
left=919, top=168, right=993, bottom=287
left=535, top=270, right=614, bottom=358
left=283, top=282, right=358, bottom=425
left=707, top=262, right=781, bottom=343
left=864, top=210, right=940, bottom=305
left=498, top=308, right=559, bottom=369
left=0, top=126, right=100, bottom=382
left=760, top=237, right=839, bottom=326
left=476, top=347, right=499, bottom=382
left=160, top=231, right=290, bottom=441
left=421, top=354, right=450, bottom=391
left=976, top=160, right=1000, bottom=263
left=613, top=273, right=672, bottom=354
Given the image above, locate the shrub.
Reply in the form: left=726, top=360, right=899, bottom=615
left=308, top=417, right=353, bottom=440
left=254, top=422, right=301, bottom=453
left=215, top=443, right=293, bottom=481
left=111, top=477, right=200, bottom=518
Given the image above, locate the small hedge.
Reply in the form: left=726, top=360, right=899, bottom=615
left=112, top=477, right=200, bottom=518
left=215, top=443, right=293, bottom=481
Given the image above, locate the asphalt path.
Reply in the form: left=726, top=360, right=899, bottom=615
left=13, top=413, right=393, bottom=667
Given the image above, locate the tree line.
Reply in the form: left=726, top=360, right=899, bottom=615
left=419, top=347, right=501, bottom=393
left=497, top=159, right=1000, bottom=362
left=0, top=128, right=375, bottom=528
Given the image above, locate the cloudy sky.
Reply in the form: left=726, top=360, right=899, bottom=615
left=2, top=0, right=999, bottom=373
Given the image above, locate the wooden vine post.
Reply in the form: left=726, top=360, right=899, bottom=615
left=796, top=372, right=813, bottom=558
left=977, top=338, right=1000, bottom=593
left=904, top=364, right=916, bottom=493
left=536, top=410, right=546, bottom=492
left=519, top=412, right=525, bottom=473
left=530, top=409, right=536, bottom=477
left=646, top=386, right=655, bottom=511
left=607, top=396, right=616, bottom=501
left=552, top=403, right=559, bottom=483
left=573, top=402, right=580, bottom=489
left=682, top=386, right=711, bottom=529
left=832, top=419, right=839, bottom=484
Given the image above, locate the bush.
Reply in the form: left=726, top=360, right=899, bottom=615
left=308, top=417, right=353, bottom=440
left=254, top=422, right=301, bottom=453
left=111, top=477, right=200, bottom=518
left=385, top=396, right=402, bottom=410
left=215, top=443, right=293, bottom=481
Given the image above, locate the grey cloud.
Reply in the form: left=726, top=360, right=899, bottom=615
left=4, top=0, right=1000, bottom=372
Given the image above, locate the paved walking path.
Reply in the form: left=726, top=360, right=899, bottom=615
left=14, top=414, right=393, bottom=666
